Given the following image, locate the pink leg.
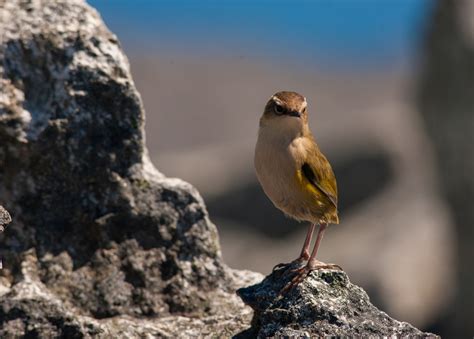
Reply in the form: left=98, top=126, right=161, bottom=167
left=297, top=223, right=316, bottom=261
left=273, top=223, right=316, bottom=271
left=281, top=223, right=341, bottom=293
left=306, top=223, right=327, bottom=268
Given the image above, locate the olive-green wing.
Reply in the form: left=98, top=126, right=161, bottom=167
left=301, top=151, right=338, bottom=209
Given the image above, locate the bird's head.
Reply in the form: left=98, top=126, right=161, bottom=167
left=259, top=91, right=309, bottom=138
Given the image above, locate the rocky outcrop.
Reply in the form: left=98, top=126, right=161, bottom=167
left=237, top=263, right=436, bottom=338
left=0, top=250, right=260, bottom=337
left=0, top=0, right=261, bottom=336
left=417, top=0, right=474, bottom=336
left=0, top=0, right=436, bottom=337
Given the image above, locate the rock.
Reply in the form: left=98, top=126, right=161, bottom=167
left=0, top=205, right=11, bottom=269
left=237, top=262, right=437, bottom=338
left=0, top=205, right=11, bottom=231
left=417, top=0, right=474, bottom=336
left=0, top=249, right=261, bottom=337
left=0, top=0, right=261, bottom=336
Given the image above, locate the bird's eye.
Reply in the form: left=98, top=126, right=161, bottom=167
left=274, top=104, right=284, bottom=115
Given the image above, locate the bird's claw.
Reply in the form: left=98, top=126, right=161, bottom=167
left=279, top=262, right=343, bottom=294
left=272, top=257, right=307, bottom=273
left=280, top=266, right=311, bottom=294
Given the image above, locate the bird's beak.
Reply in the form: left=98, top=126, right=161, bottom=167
left=288, top=111, right=301, bottom=118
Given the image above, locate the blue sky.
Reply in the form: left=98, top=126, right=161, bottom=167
left=88, top=0, right=431, bottom=68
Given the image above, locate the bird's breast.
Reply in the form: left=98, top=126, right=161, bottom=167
left=254, top=131, right=319, bottom=221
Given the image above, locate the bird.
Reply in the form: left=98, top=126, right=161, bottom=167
left=254, top=91, right=341, bottom=291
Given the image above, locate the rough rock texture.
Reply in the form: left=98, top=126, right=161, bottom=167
left=0, top=205, right=11, bottom=269
left=0, top=205, right=11, bottom=231
left=0, top=0, right=435, bottom=337
left=237, top=263, right=437, bottom=338
left=0, top=0, right=262, bottom=336
left=417, top=0, right=474, bottom=336
left=0, top=249, right=260, bottom=337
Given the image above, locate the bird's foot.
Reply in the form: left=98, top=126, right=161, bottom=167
left=298, top=250, right=310, bottom=262
left=280, top=260, right=342, bottom=294
left=272, top=255, right=308, bottom=273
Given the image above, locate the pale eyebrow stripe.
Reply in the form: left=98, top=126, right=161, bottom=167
left=271, top=95, right=283, bottom=104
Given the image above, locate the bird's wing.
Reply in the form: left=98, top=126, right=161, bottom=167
left=301, top=149, right=338, bottom=209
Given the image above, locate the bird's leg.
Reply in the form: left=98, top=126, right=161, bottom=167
left=281, top=223, right=342, bottom=293
left=297, top=223, right=316, bottom=261
left=272, top=223, right=316, bottom=272
left=306, top=222, right=328, bottom=268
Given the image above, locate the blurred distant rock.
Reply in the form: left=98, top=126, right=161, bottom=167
left=418, top=0, right=474, bottom=336
left=237, top=263, right=436, bottom=338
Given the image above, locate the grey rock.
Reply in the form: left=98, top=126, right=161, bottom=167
left=1, top=249, right=261, bottom=337
left=0, top=205, right=11, bottom=231
left=237, top=262, right=437, bottom=338
left=0, top=205, right=11, bottom=269
left=0, top=0, right=260, bottom=336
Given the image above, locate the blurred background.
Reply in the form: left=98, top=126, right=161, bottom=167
left=88, top=0, right=473, bottom=336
